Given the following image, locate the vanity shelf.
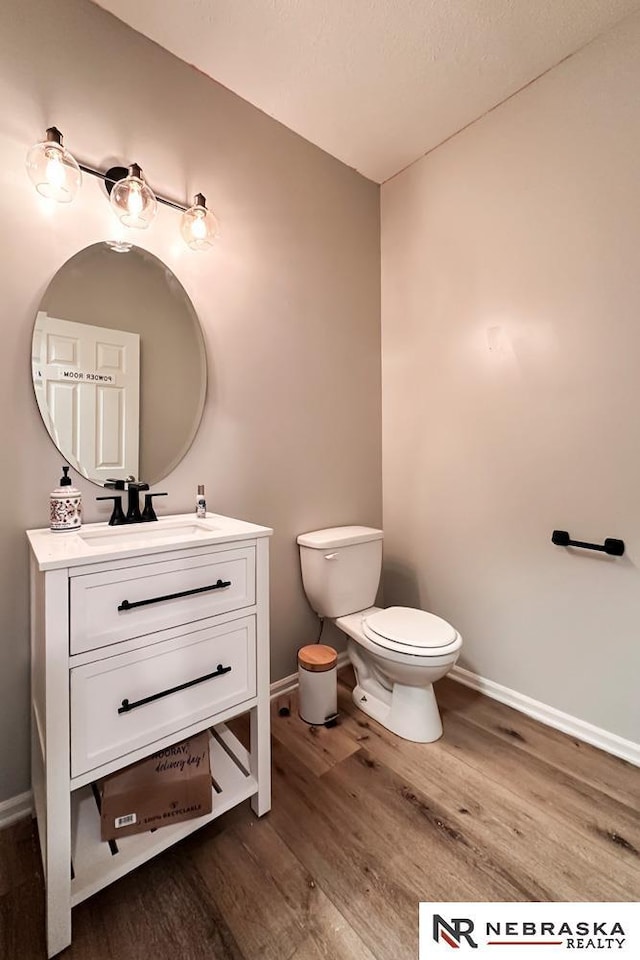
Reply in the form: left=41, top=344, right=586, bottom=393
left=70, top=724, right=255, bottom=907
left=28, top=513, right=273, bottom=958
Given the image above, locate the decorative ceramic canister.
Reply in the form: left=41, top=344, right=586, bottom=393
left=50, top=465, right=82, bottom=532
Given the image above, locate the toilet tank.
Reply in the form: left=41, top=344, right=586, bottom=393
left=297, top=526, right=383, bottom=618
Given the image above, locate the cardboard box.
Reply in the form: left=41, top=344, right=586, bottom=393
left=98, top=731, right=213, bottom=841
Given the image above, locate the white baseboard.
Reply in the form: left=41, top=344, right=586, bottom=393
left=0, top=790, right=33, bottom=830
left=271, top=656, right=640, bottom=765
left=270, top=651, right=350, bottom=700
left=269, top=673, right=299, bottom=699
left=450, top=665, right=640, bottom=767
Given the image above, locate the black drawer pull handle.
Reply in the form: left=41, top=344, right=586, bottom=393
left=118, top=579, right=231, bottom=612
left=118, top=663, right=232, bottom=714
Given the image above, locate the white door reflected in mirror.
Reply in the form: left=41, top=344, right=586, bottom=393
left=32, top=312, right=140, bottom=483
left=31, top=243, right=207, bottom=487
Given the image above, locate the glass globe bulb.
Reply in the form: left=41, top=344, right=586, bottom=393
left=180, top=194, right=218, bottom=251
left=109, top=163, right=157, bottom=229
left=25, top=128, right=81, bottom=203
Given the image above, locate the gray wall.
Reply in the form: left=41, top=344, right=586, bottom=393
left=0, top=0, right=381, bottom=801
left=381, top=13, right=640, bottom=742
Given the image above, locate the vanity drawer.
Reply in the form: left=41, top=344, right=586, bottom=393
left=70, top=546, right=255, bottom=654
left=70, top=614, right=256, bottom=777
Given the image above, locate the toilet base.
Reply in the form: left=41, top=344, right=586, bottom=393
left=351, top=680, right=443, bottom=743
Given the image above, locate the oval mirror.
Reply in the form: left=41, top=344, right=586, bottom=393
left=31, top=243, right=207, bottom=486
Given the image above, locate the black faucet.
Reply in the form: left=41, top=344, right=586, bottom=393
left=97, top=479, right=168, bottom=525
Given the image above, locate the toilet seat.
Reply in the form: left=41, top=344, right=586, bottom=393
left=362, top=606, right=460, bottom=658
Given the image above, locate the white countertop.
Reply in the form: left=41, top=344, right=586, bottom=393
left=27, top=512, right=273, bottom=571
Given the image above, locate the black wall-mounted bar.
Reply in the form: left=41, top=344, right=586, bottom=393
left=551, top=530, right=625, bottom=557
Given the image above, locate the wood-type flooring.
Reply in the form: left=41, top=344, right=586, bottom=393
left=1, top=670, right=638, bottom=959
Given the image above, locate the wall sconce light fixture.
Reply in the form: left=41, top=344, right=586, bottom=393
left=25, top=127, right=82, bottom=203
left=26, top=127, right=218, bottom=251
left=181, top=193, right=218, bottom=250
left=109, top=162, right=157, bottom=230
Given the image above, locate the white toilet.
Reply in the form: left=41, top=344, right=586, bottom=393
left=297, top=526, right=462, bottom=743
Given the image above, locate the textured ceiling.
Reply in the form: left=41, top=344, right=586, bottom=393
left=93, top=0, right=640, bottom=182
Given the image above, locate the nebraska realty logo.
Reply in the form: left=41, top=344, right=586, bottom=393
left=419, top=903, right=637, bottom=958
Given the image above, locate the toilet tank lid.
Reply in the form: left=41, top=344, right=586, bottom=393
left=297, top=526, right=383, bottom=549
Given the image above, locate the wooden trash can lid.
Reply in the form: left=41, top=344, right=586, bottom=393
left=297, top=644, right=338, bottom=673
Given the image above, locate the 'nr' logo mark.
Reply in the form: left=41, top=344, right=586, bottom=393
left=433, top=915, right=478, bottom=948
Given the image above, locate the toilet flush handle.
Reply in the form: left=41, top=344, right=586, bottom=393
left=324, top=553, right=339, bottom=560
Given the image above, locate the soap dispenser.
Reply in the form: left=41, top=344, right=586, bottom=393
left=50, top=465, right=82, bottom=532
left=196, top=484, right=207, bottom=518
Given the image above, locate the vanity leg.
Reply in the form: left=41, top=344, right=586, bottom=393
left=32, top=716, right=71, bottom=958
left=250, top=700, right=271, bottom=816
left=31, top=712, right=69, bottom=957
left=44, top=789, right=72, bottom=958
left=251, top=536, right=271, bottom=817
left=38, top=566, right=72, bottom=957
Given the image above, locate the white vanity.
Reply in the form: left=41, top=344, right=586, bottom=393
left=28, top=513, right=272, bottom=958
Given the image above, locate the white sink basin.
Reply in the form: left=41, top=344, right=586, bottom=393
left=27, top=512, right=273, bottom=571
left=77, top=519, right=218, bottom=548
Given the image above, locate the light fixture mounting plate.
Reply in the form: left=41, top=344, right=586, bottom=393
left=103, top=166, right=128, bottom=197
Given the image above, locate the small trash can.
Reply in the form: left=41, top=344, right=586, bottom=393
left=297, top=644, right=338, bottom=725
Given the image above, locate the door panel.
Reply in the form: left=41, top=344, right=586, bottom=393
left=33, top=312, right=140, bottom=482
